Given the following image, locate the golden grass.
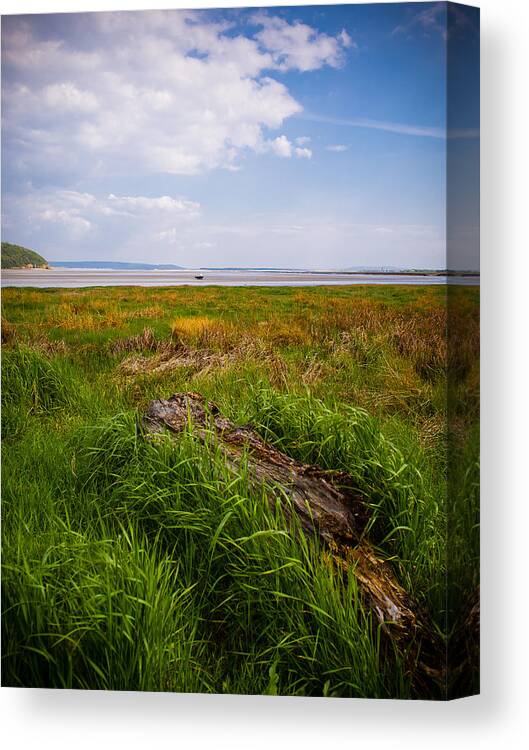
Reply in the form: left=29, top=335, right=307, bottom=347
left=1, top=317, right=17, bottom=345
left=50, top=302, right=129, bottom=331
left=171, top=316, right=236, bottom=348
left=256, top=319, right=309, bottom=347
left=2, top=285, right=479, bottom=440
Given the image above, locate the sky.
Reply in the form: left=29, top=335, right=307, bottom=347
left=1, top=2, right=480, bottom=270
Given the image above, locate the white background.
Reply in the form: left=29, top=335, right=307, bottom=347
left=1, top=0, right=528, bottom=747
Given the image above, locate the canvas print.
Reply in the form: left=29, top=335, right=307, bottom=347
left=1, top=3, right=479, bottom=699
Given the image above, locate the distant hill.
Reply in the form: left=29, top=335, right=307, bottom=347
left=1, top=242, right=48, bottom=269
left=51, top=261, right=184, bottom=270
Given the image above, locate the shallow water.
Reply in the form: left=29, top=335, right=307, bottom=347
left=1, top=268, right=479, bottom=288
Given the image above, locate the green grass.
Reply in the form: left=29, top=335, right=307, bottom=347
left=1, top=284, right=479, bottom=697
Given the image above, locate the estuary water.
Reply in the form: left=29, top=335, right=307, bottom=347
left=1, top=268, right=479, bottom=288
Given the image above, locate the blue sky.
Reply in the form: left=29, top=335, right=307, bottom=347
left=1, top=3, right=479, bottom=269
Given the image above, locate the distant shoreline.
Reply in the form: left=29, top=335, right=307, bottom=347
left=42, top=265, right=479, bottom=277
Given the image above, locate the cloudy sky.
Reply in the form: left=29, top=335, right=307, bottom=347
left=1, top=3, right=479, bottom=269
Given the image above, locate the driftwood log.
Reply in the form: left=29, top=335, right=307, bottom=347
left=142, top=392, right=445, bottom=695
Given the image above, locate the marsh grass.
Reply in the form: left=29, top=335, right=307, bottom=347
left=1, top=285, right=479, bottom=696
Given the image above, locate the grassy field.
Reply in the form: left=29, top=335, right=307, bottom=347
left=1, top=284, right=479, bottom=698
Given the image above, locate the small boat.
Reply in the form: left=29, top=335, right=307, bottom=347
left=194, top=274, right=204, bottom=280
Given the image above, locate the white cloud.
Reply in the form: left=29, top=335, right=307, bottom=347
left=391, top=4, right=467, bottom=41
left=154, top=228, right=180, bottom=244
left=42, top=83, right=100, bottom=113
left=305, top=113, right=447, bottom=139
left=21, top=190, right=97, bottom=234
left=326, top=144, right=349, bottom=152
left=38, top=209, right=93, bottom=236
left=2, top=11, right=353, bottom=181
left=266, top=137, right=312, bottom=159
left=295, top=136, right=311, bottom=146
left=268, top=135, right=293, bottom=158
left=3, top=185, right=446, bottom=267
left=5, top=188, right=201, bottom=254
left=392, top=4, right=478, bottom=43
left=252, top=14, right=352, bottom=72
left=338, top=30, right=354, bottom=49
left=107, top=194, right=200, bottom=217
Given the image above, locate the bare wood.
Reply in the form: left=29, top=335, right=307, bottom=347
left=142, top=392, right=445, bottom=693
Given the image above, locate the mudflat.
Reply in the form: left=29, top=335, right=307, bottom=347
left=1, top=267, right=479, bottom=288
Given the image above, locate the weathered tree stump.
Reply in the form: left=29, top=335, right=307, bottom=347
left=142, top=392, right=445, bottom=695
